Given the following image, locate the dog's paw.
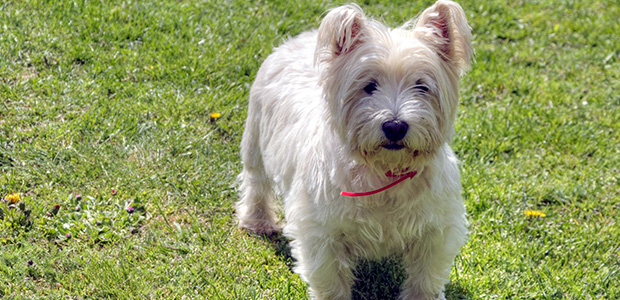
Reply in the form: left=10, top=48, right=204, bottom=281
left=398, top=290, right=446, bottom=300
left=239, top=220, right=281, bottom=237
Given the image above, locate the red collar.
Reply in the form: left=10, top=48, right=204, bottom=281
left=340, top=170, right=417, bottom=197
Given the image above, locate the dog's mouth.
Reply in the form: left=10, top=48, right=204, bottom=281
left=381, top=142, right=405, bottom=150
left=386, top=167, right=414, bottom=177
left=359, top=145, right=428, bottom=180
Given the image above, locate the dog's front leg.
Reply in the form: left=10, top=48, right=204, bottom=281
left=399, top=225, right=466, bottom=300
left=291, top=230, right=355, bottom=300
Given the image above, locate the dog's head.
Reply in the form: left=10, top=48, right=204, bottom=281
left=315, top=0, right=473, bottom=176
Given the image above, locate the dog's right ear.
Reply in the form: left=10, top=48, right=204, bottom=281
left=315, top=4, right=366, bottom=64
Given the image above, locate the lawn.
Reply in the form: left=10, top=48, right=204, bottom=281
left=1, top=0, right=618, bottom=299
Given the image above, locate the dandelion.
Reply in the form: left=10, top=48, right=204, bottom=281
left=209, top=112, right=222, bottom=123
left=524, top=209, right=546, bottom=218
left=6, top=193, right=20, bottom=204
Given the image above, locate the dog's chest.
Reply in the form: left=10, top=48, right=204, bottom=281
left=341, top=200, right=428, bottom=259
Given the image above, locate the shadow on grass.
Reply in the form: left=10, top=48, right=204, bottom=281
left=258, top=231, right=471, bottom=300
left=352, top=256, right=405, bottom=300
left=262, top=230, right=295, bottom=270
left=445, top=281, right=472, bottom=300
left=352, top=260, right=471, bottom=300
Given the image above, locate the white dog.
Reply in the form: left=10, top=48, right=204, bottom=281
left=236, top=1, right=473, bottom=299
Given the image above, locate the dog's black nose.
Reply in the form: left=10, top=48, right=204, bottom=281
left=382, top=120, right=408, bottom=142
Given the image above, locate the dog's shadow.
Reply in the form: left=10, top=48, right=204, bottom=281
left=259, top=232, right=471, bottom=300
left=261, top=231, right=295, bottom=269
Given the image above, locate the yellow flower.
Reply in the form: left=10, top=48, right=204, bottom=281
left=6, top=193, right=21, bottom=204
left=524, top=209, right=546, bottom=218
left=209, top=112, right=222, bottom=119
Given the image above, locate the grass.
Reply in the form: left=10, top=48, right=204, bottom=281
left=1, top=0, right=618, bottom=298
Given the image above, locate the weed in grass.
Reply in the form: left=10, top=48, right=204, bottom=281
left=1, top=193, right=34, bottom=244
left=39, top=193, right=146, bottom=244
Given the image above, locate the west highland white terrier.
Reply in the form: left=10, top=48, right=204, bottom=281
left=236, top=1, right=473, bottom=299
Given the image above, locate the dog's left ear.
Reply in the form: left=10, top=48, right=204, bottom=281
left=414, top=0, right=473, bottom=74
left=315, top=4, right=366, bottom=64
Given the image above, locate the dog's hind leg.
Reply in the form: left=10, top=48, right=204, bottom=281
left=236, top=166, right=280, bottom=235
left=236, top=105, right=280, bottom=236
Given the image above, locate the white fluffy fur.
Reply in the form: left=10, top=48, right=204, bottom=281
left=236, top=1, right=473, bottom=299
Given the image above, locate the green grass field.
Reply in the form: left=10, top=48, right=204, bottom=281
left=1, top=0, right=618, bottom=299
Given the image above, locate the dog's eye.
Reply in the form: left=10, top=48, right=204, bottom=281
left=415, top=80, right=429, bottom=93
left=363, top=81, right=378, bottom=94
